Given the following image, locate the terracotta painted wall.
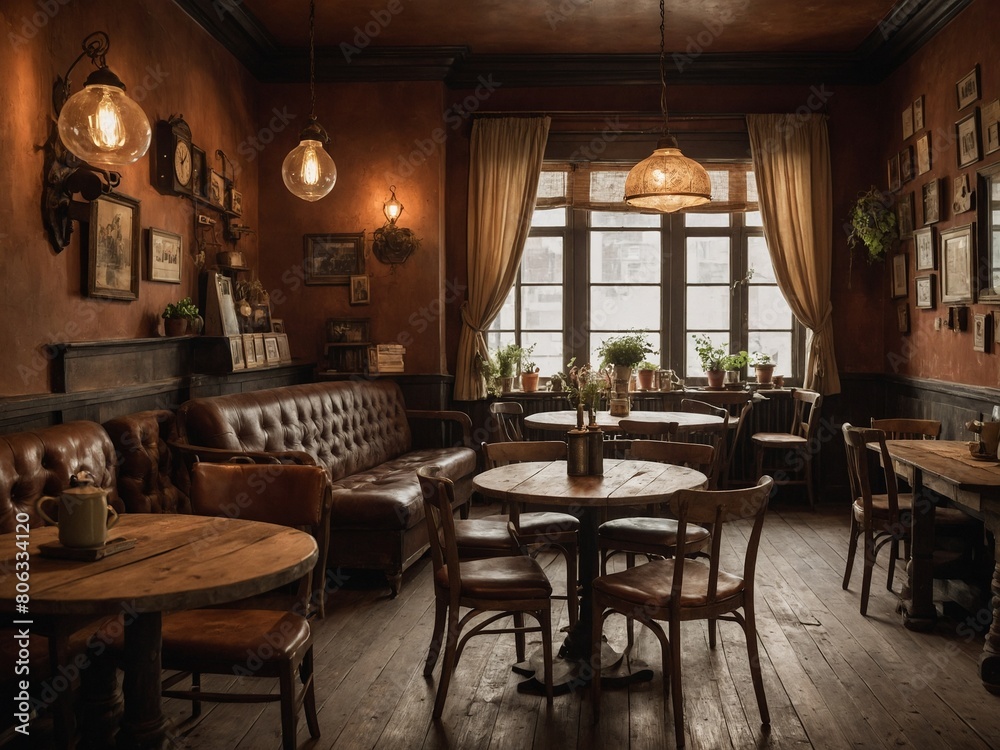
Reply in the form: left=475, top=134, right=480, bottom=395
left=0, top=0, right=258, bottom=397
left=875, top=0, right=1000, bottom=387
left=255, top=80, right=448, bottom=375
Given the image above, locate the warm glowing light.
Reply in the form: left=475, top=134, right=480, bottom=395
left=91, top=89, right=124, bottom=150
left=301, top=144, right=320, bottom=186
left=57, top=82, right=150, bottom=166
left=282, top=137, right=336, bottom=202
left=624, top=143, right=712, bottom=213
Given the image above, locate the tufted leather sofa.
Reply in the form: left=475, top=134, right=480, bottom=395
left=176, top=379, right=477, bottom=596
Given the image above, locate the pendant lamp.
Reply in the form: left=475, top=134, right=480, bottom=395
left=623, top=0, right=711, bottom=212
left=282, top=0, right=337, bottom=202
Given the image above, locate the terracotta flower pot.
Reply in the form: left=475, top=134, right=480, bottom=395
left=636, top=369, right=655, bottom=390
left=706, top=369, right=725, bottom=388
left=164, top=318, right=188, bottom=337
left=755, top=364, right=775, bottom=386
left=521, top=372, right=540, bottom=393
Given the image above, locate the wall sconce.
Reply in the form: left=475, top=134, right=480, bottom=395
left=372, top=185, right=420, bottom=267
left=43, top=31, right=151, bottom=253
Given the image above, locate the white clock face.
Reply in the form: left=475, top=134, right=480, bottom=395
left=173, top=140, right=192, bottom=186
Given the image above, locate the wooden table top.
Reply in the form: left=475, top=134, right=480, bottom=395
left=0, top=514, right=317, bottom=616
left=882, top=439, right=1000, bottom=496
left=473, top=459, right=708, bottom=508
left=523, top=410, right=724, bottom=433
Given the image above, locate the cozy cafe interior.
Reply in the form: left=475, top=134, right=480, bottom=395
left=4, top=0, right=1000, bottom=748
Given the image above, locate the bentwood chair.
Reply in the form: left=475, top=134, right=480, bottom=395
left=679, top=399, right=730, bottom=488
left=841, top=424, right=976, bottom=615
left=482, top=440, right=581, bottom=626
left=159, top=462, right=332, bottom=749
left=489, top=401, right=525, bottom=442
left=752, top=388, right=823, bottom=507
left=870, top=418, right=942, bottom=440
left=591, top=477, right=774, bottom=748
left=614, top=418, right=678, bottom=460
left=417, top=466, right=553, bottom=719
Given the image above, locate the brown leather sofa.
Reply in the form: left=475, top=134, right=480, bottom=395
left=176, top=379, right=477, bottom=596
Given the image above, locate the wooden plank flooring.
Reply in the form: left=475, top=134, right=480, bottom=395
left=159, top=503, right=1000, bottom=749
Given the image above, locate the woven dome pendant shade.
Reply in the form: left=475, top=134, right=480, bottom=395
left=624, top=139, right=712, bottom=213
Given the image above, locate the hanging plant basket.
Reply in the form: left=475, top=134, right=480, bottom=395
left=372, top=224, right=420, bottom=266
left=846, top=187, right=898, bottom=263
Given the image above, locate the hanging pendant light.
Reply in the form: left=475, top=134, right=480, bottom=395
left=282, top=0, right=337, bottom=201
left=624, top=0, right=711, bottom=212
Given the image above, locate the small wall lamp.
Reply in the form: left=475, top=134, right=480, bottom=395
left=372, top=185, right=420, bottom=267
left=382, top=185, right=404, bottom=225
left=43, top=31, right=151, bottom=253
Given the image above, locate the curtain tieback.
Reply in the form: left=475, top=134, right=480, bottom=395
left=460, top=302, right=487, bottom=333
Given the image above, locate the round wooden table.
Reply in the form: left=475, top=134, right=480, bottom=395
left=524, top=410, right=723, bottom=434
left=0, top=514, right=317, bottom=750
left=473, top=459, right=707, bottom=664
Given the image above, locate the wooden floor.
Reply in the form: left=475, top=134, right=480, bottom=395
left=159, top=502, right=1000, bottom=750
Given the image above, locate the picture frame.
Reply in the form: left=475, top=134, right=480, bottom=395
left=953, top=173, right=974, bottom=214
left=988, top=122, right=1000, bottom=157
left=897, top=192, right=915, bottom=240
left=271, top=318, right=285, bottom=335
left=915, top=275, right=935, bottom=309
left=887, top=153, right=901, bottom=192
left=326, top=317, right=369, bottom=343
left=916, top=132, right=931, bottom=175
left=957, top=65, right=980, bottom=110
left=88, top=192, right=140, bottom=301
left=252, top=333, right=266, bottom=365
left=897, top=303, right=910, bottom=334
left=304, top=232, right=365, bottom=285
left=921, top=178, right=940, bottom=225
left=248, top=302, right=271, bottom=334
left=956, top=109, right=981, bottom=168
left=228, top=335, right=245, bottom=371
left=891, top=253, right=908, bottom=299
left=914, top=227, right=936, bottom=270
left=902, top=104, right=914, bottom=140
left=209, top=169, right=226, bottom=208
left=191, top=145, right=206, bottom=199
left=913, top=95, right=925, bottom=132
left=241, top=333, right=259, bottom=368
left=974, top=312, right=991, bottom=353
left=976, top=161, right=1000, bottom=303
left=900, top=145, right=914, bottom=183
left=147, top=227, right=182, bottom=283
left=275, top=333, right=291, bottom=363
left=984, top=98, right=1000, bottom=156
left=229, top=188, right=243, bottom=217
left=940, top=223, right=975, bottom=304
left=350, top=275, right=370, bottom=305
left=263, top=334, right=281, bottom=364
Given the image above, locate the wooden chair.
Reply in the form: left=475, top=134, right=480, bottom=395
left=694, top=391, right=755, bottom=487
left=870, top=418, right=941, bottom=440
left=679, top=399, right=730, bottom=488
left=614, top=417, right=678, bottom=459
left=591, top=477, right=774, bottom=748
left=490, top=401, right=525, bottom=442
left=417, top=466, right=553, bottom=719
left=482, top=440, right=581, bottom=626
left=159, top=462, right=333, bottom=749
left=841, top=424, right=975, bottom=615
left=751, top=388, right=823, bottom=507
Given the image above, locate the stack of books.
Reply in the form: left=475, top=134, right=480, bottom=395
left=368, top=344, right=405, bottom=374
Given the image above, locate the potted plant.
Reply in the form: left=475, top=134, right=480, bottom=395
left=636, top=361, right=658, bottom=391
left=494, top=343, right=524, bottom=393
left=693, top=334, right=727, bottom=388
left=846, top=187, right=898, bottom=264
left=750, top=352, right=776, bottom=385
left=161, top=297, right=200, bottom=336
left=720, top=350, right=748, bottom=385
left=477, top=354, right=503, bottom=397
left=519, top=345, right=540, bottom=393
left=597, top=331, right=654, bottom=400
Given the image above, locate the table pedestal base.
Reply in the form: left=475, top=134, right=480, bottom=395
left=513, top=639, right=653, bottom=695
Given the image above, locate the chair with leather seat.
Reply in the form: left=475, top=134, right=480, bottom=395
left=679, top=399, right=730, bottom=488
left=417, top=466, right=553, bottom=719
left=752, top=388, right=823, bottom=507
left=841, top=424, right=977, bottom=615
left=591, top=476, right=774, bottom=749
left=870, top=417, right=941, bottom=440
left=157, top=462, right=333, bottom=749
left=482, top=440, right=580, bottom=626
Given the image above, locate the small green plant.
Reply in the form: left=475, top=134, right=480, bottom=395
left=597, top=331, right=655, bottom=368
left=846, top=187, right=897, bottom=263
left=477, top=354, right=503, bottom=397
left=693, top=334, right=727, bottom=372
left=637, top=360, right=658, bottom=371
left=519, top=344, right=538, bottom=373
left=749, top=352, right=774, bottom=367
left=493, top=343, right=523, bottom=378
left=162, top=297, right=199, bottom=320
left=720, top=350, right=748, bottom=371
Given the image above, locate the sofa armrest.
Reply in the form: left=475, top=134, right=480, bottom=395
left=405, top=409, right=474, bottom=448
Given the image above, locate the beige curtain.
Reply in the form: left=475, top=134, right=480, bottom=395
left=454, top=117, right=551, bottom=401
left=747, top=114, right=840, bottom=396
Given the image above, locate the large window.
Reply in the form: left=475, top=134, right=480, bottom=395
left=489, top=164, right=804, bottom=383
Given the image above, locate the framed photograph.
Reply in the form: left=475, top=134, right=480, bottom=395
left=897, top=192, right=915, bottom=240
left=956, top=109, right=982, bottom=168
left=957, top=65, right=980, bottom=110
left=209, top=169, right=225, bottom=207
left=191, top=146, right=206, bottom=199
left=248, top=302, right=271, bottom=334
left=275, top=333, right=291, bottom=363
left=940, top=223, right=975, bottom=304
left=228, top=335, right=245, bottom=371
left=976, top=161, right=1000, bottom=303
left=974, top=312, right=991, bottom=352
left=921, top=179, right=940, bottom=225
left=887, top=153, right=901, bottom=192
left=147, top=227, right=181, bottom=283
left=350, top=275, right=370, bottom=305
left=915, top=275, right=935, bottom=309
left=902, top=105, right=913, bottom=140
left=897, top=303, right=910, bottom=334
left=88, top=192, right=140, bottom=301
left=913, top=95, right=925, bottom=131
left=271, top=318, right=285, bottom=335
left=953, top=173, right=974, bottom=214
left=263, top=334, right=281, bottom=364
left=241, top=333, right=259, bottom=368
left=252, top=333, right=266, bottom=365
left=304, top=233, right=365, bottom=285
left=916, top=132, right=931, bottom=175
left=900, top=145, right=915, bottom=183
left=229, top=188, right=243, bottom=217
left=891, top=253, right=908, bottom=298
left=987, top=122, right=1000, bottom=157
left=326, top=317, right=369, bottom=343
left=914, top=227, right=936, bottom=270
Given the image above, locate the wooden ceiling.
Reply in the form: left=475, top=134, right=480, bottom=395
left=173, top=0, right=972, bottom=85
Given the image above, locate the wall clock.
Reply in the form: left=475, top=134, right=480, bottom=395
left=152, top=116, right=193, bottom=196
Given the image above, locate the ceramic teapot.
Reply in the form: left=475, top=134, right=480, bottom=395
left=36, top=471, right=118, bottom=548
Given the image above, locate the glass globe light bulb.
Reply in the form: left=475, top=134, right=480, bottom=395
left=282, top=137, right=336, bottom=202
left=57, top=75, right=151, bottom=167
